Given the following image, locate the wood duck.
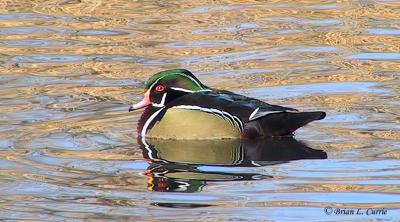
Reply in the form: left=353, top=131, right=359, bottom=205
left=129, top=69, right=326, bottom=139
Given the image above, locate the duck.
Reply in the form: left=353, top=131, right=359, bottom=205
left=129, top=69, right=326, bottom=139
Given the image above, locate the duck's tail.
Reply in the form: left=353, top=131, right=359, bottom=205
left=256, top=111, right=326, bottom=136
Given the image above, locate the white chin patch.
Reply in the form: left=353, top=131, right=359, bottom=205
left=152, top=93, right=167, bottom=107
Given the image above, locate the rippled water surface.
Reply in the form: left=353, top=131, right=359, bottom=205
left=1, top=0, right=399, bottom=221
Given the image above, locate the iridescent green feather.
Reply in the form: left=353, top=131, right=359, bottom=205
left=145, top=69, right=207, bottom=91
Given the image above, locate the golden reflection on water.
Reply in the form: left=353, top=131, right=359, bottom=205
left=0, top=0, right=399, bottom=221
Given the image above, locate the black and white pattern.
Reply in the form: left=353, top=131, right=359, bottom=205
left=173, top=105, right=244, bottom=132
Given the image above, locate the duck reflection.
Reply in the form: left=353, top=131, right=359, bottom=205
left=138, top=137, right=327, bottom=192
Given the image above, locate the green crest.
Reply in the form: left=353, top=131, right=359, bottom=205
left=145, top=69, right=207, bottom=91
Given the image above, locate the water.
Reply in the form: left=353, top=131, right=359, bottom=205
left=0, top=0, right=399, bottom=221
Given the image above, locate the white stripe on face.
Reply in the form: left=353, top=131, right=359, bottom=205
left=152, top=93, right=167, bottom=107
left=171, top=87, right=212, bottom=93
left=170, top=87, right=195, bottom=93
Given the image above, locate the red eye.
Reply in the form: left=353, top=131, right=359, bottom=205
left=155, top=84, right=165, bottom=92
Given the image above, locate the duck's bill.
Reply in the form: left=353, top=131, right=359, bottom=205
left=129, top=91, right=150, bottom=112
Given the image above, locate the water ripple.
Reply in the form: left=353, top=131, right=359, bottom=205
left=0, top=26, right=69, bottom=35
left=368, top=28, right=400, bottom=36
left=349, top=53, right=400, bottom=60
left=0, top=1, right=399, bottom=221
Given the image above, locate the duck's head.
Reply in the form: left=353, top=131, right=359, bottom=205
left=129, top=69, right=209, bottom=111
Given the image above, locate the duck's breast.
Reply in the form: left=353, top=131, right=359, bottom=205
left=146, top=108, right=241, bottom=139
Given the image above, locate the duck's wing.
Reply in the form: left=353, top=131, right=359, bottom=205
left=213, top=90, right=326, bottom=136
left=215, top=90, right=298, bottom=121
